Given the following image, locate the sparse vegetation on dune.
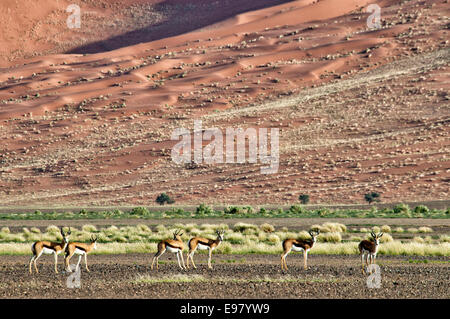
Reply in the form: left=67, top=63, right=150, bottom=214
left=0, top=204, right=447, bottom=220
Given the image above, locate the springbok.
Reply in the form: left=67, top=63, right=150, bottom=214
left=151, top=230, right=186, bottom=270
left=64, top=234, right=98, bottom=272
left=186, top=230, right=225, bottom=269
left=29, top=227, right=71, bottom=274
left=359, top=231, right=383, bottom=274
left=281, top=229, right=320, bottom=270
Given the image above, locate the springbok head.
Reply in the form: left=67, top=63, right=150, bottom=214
left=309, top=229, right=320, bottom=242
left=216, top=229, right=225, bottom=242
left=61, top=227, right=71, bottom=243
left=173, top=229, right=183, bottom=240
left=370, top=231, right=383, bottom=245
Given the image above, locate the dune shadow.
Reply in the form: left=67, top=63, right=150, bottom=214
left=67, top=0, right=294, bottom=54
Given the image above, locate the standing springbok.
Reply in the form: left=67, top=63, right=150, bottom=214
left=151, top=230, right=186, bottom=270
left=281, top=229, right=320, bottom=270
left=29, top=227, right=71, bottom=274
left=186, top=230, right=225, bottom=269
left=64, top=234, right=98, bottom=272
left=359, top=231, right=383, bottom=274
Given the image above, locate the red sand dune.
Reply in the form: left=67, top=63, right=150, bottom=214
left=0, top=0, right=449, bottom=207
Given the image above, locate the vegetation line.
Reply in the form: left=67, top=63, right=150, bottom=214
left=0, top=203, right=447, bottom=220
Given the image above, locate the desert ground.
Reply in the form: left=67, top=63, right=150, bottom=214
left=0, top=0, right=448, bottom=207
left=0, top=253, right=448, bottom=299
left=0, top=217, right=448, bottom=299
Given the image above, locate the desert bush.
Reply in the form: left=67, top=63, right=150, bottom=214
left=155, top=193, right=175, bottom=205
left=155, top=225, right=167, bottom=233
left=316, top=208, right=331, bottom=217
left=364, top=192, right=380, bottom=204
left=318, top=232, right=342, bottom=243
left=379, top=233, right=394, bottom=243
left=349, top=235, right=362, bottom=242
left=257, top=232, right=267, bottom=241
left=102, top=225, right=119, bottom=236
left=266, top=234, right=280, bottom=244
left=378, top=242, right=449, bottom=256
left=226, top=232, right=245, bottom=244
left=30, top=227, right=41, bottom=234
left=196, top=204, right=214, bottom=216
left=393, top=227, right=404, bottom=233
left=130, top=207, right=150, bottom=216
left=423, top=236, right=433, bottom=244
left=187, top=228, right=202, bottom=236
left=82, top=224, right=98, bottom=232
left=380, top=225, right=392, bottom=233
left=260, top=223, right=275, bottom=233
left=288, top=205, right=306, bottom=214
left=233, top=222, right=258, bottom=232
left=393, top=203, right=411, bottom=215
left=438, top=235, right=450, bottom=243
left=407, top=227, right=419, bottom=233
left=418, top=227, right=433, bottom=233
left=312, top=223, right=346, bottom=233
left=215, top=241, right=232, bottom=254
left=224, top=206, right=242, bottom=215
left=298, top=194, right=310, bottom=204
left=136, top=224, right=151, bottom=233
left=275, top=231, right=298, bottom=241
left=46, top=225, right=60, bottom=233
left=1, top=227, right=10, bottom=234
left=414, top=205, right=429, bottom=215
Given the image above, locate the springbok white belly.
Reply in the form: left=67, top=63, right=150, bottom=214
left=42, top=247, right=59, bottom=255
left=166, top=246, right=181, bottom=253
left=291, top=246, right=308, bottom=253
left=197, top=243, right=211, bottom=250
left=73, top=248, right=87, bottom=255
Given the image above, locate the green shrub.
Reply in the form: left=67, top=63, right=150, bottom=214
left=298, top=194, right=310, bottom=204
left=130, top=207, right=150, bottom=216
left=364, top=192, right=380, bottom=204
left=414, top=205, right=430, bottom=215
left=288, top=205, right=306, bottom=214
left=196, top=204, right=214, bottom=216
left=155, top=193, right=175, bottom=205
left=317, top=208, right=330, bottom=217
left=393, top=203, right=410, bottom=215
left=224, top=206, right=242, bottom=215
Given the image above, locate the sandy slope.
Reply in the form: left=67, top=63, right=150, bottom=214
left=0, top=0, right=449, bottom=206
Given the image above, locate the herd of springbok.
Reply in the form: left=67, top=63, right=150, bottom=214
left=29, top=227, right=383, bottom=274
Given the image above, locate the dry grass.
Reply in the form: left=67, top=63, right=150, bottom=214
left=0, top=222, right=447, bottom=256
